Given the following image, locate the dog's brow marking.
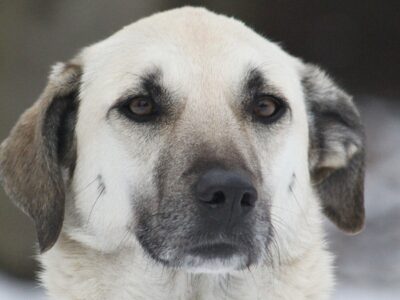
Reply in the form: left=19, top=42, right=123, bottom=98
left=245, top=68, right=265, bottom=97
left=108, top=68, right=181, bottom=125
left=109, top=69, right=165, bottom=107
left=140, top=69, right=163, bottom=97
left=243, top=66, right=289, bottom=108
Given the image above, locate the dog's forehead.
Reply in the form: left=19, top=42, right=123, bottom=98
left=80, top=7, right=303, bottom=110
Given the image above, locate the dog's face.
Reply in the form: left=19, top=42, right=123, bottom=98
left=0, top=8, right=365, bottom=273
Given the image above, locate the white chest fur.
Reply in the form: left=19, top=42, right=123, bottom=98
left=40, top=235, right=333, bottom=300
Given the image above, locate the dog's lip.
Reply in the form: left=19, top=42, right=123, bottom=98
left=187, top=242, right=240, bottom=258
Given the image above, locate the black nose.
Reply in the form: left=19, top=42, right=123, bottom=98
left=195, top=169, right=257, bottom=226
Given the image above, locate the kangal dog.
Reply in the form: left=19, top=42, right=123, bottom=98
left=0, top=7, right=365, bottom=300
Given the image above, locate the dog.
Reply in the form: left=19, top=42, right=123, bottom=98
left=0, top=7, right=365, bottom=300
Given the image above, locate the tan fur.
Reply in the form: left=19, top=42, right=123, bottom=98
left=0, top=7, right=365, bottom=299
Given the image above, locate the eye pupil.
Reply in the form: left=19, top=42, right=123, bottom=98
left=254, top=98, right=278, bottom=118
left=129, top=98, right=154, bottom=115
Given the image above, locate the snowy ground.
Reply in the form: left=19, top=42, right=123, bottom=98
left=0, top=97, right=399, bottom=299
left=0, top=272, right=45, bottom=300
left=334, top=285, right=400, bottom=300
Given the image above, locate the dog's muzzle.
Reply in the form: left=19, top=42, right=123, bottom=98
left=136, top=157, right=270, bottom=271
left=188, top=168, right=258, bottom=258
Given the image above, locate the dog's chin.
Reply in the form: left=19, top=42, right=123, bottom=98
left=180, top=243, right=250, bottom=272
left=180, top=254, right=249, bottom=274
left=146, top=242, right=255, bottom=274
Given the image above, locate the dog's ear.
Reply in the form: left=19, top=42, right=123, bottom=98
left=302, top=64, right=365, bottom=234
left=0, top=62, right=81, bottom=252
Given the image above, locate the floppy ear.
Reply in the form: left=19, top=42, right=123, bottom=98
left=302, top=64, right=365, bottom=234
left=0, top=62, right=81, bottom=252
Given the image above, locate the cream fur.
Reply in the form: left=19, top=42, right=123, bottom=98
left=34, top=7, right=339, bottom=299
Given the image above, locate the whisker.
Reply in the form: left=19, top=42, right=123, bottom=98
left=74, top=176, right=98, bottom=196
left=116, top=229, right=131, bottom=250
left=289, top=178, right=311, bottom=229
left=86, top=175, right=106, bottom=226
left=246, top=266, right=261, bottom=300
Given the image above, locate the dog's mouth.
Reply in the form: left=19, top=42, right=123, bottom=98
left=136, top=225, right=255, bottom=272
left=187, top=242, right=239, bottom=259
left=178, top=240, right=252, bottom=273
left=135, top=201, right=272, bottom=272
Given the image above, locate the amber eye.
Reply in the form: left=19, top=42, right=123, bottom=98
left=118, top=96, right=159, bottom=123
left=253, top=95, right=286, bottom=123
left=128, top=97, right=154, bottom=116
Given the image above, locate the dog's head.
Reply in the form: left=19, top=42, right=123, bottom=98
left=0, top=8, right=364, bottom=272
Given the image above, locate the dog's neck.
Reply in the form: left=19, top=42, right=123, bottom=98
left=40, top=233, right=333, bottom=300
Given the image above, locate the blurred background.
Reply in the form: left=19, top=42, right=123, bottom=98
left=0, top=1, right=399, bottom=299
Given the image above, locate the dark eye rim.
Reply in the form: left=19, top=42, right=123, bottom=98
left=116, top=95, right=160, bottom=123
left=250, top=94, right=289, bottom=124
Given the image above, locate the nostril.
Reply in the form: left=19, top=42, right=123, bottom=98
left=241, top=192, right=256, bottom=207
left=209, top=191, right=226, bottom=205
left=195, top=168, right=257, bottom=212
